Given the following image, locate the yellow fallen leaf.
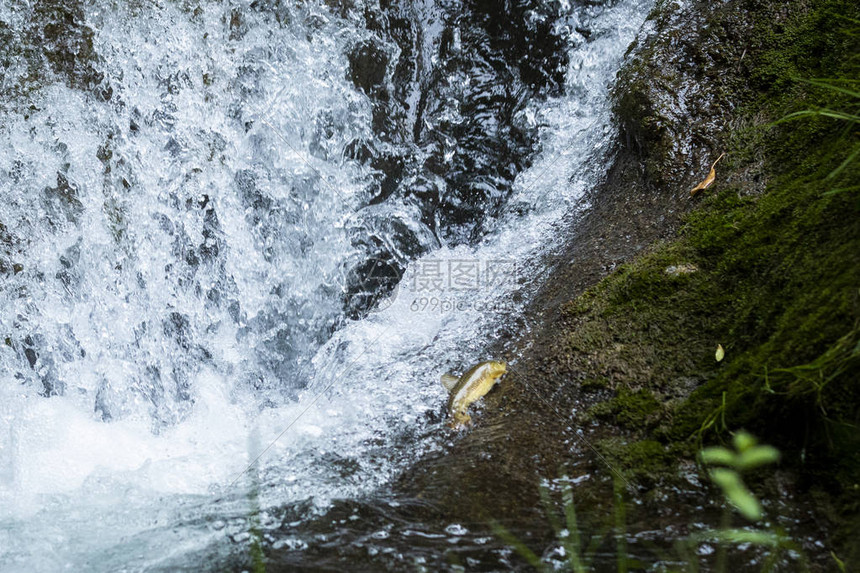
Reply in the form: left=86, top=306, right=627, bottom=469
left=716, top=344, right=725, bottom=362
left=691, top=152, right=725, bottom=196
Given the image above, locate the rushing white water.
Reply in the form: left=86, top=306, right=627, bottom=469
left=0, top=0, right=651, bottom=569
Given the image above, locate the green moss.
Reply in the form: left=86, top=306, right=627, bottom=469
left=595, top=438, right=673, bottom=482
left=576, top=131, right=860, bottom=454
left=580, top=377, right=609, bottom=392
left=558, top=0, right=859, bottom=554
left=566, top=319, right=610, bottom=353
left=589, top=388, right=662, bottom=430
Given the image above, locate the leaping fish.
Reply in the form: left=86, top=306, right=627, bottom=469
left=441, top=361, right=507, bottom=428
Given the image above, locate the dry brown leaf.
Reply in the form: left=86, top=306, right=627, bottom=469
left=690, top=152, right=725, bottom=196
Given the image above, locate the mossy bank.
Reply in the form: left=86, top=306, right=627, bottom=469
left=584, top=0, right=860, bottom=561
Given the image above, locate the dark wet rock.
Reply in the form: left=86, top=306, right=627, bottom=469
left=94, top=365, right=191, bottom=428
left=37, top=0, right=102, bottom=91
left=24, top=346, right=37, bottom=369
left=337, top=0, right=578, bottom=318
left=94, top=379, right=114, bottom=421
left=0, top=0, right=111, bottom=103
left=43, top=172, right=85, bottom=225
left=348, top=39, right=391, bottom=95
left=0, top=222, right=25, bottom=277
left=56, top=240, right=83, bottom=292
left=342, top=253, right=403, bottom=320
left=612, top=0, right=753, bottom=189
left=22, top=333, right=65, bottom=397
left=345, top=0, right=574, bottom=246
left=195, top=194, right=224, bottom=262
left=234, top=296, right=337, bottom=398
left=228, top=7, right=247, bottom=40
left=164, top=312, right=193, bottom=351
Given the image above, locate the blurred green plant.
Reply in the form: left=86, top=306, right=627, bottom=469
left=492, top=475, right=608, bottom=572
left=699, top=430, right=780, bottom=521
left=697, top=431, right=808, bottom=573
left=493, top=432, right=814, bottom=571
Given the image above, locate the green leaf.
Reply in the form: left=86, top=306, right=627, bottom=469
left=733, top=431, right=756, bottom=453
left=801, top=78, right=860, bottom=100
left=700, top=446, right=736, bottom=467
left=823, top=184, right=860, bottom=196
left=816, top=109, right=860, bottom=122
left=774, top=109, right=860, bottom=124
left=709, top=468, right=763, bottom=521
left=715, top=344, right=725, bottom=362
left=825, top=144, right=860, bottom=181
left=736, top=445, right=780, bottom=471
left=831, top=550, right=848, bottom=573
left=729, top=487, right=763, bottom=521
left=709, top=467, right=742, bottom=491
left=690, top=528, right=782, bottom=547
left=539, top=483, right=563, bottom=536
left=560, top=477, right=589, bottom=573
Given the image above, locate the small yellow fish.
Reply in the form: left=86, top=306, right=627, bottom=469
left=441, top=361, right=507, bottom=428
left=690, top=152, right=725, bottom=196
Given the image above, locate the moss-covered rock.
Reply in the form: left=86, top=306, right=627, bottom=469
left=570, top=0, right=860, bottom=561
left=595, top=437, right=673, bottom=483
left=588, top=387, right=663, bottom=430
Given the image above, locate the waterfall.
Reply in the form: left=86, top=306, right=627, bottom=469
left=0, top=0, right=651, bottom=568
